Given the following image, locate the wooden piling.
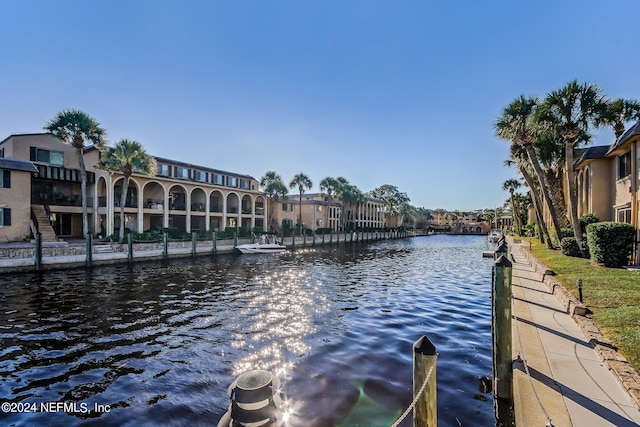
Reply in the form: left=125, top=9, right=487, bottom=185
left=234, top=231, right=238, bottom=248
left=413, top=335, right=437, bottom=427
left=494, top=242, right=508, bottom=260
left=34, top=232, right=42, bottom=272
left=127, top=233, right=133, bottom=264
left=493, top=255, right=513, bottom=401
left=212, top=231, right=217, bottom=255
left=192, top=232, right=197, bottom=257
left=163, top=232, right=168, bottom=261
left=85, top=234, right=92, bottom=269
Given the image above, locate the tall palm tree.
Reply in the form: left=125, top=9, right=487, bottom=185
left=260, top=171, right=288, bottom=231
left=597, top=98, right=640, bottom=139
left=502, top=178, right=522, bottom=235
left=495, top=95, right=563, bottom=244
left=44, top=110, right=106, bottom=237
left=98, top=139, right=155, bottom=243
left=289, top=173, right=313, bottom=231
left=319, top=177, right=339, bottom=230
left=505, top=147, right=552, bottom=246
left=536, top=80, right=608, bottom=244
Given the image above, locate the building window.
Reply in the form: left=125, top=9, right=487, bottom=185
left=212, top=174, right=224, bottom=185
left=0, top=207, right=10, bottom=226
left=239, top=179, right=251, bottom=189
left=617, top=208, right=632, bottom=224
left=0, top=148, right=4, bottom=157
left=194, top=170, right=208, bottom=182
left=0, top=169, right=9, bottom=188
left=30, top=147, right=64, bottom=165
left=282, top=203, right=294, bottom=212
left=282, top=219, right=293, bottom=228
left=157, top=164, right=171, bottom=176
left=227, top=177, right=237, bottom=187
left=618, top=151, right=632, bottom=180
left=174, top=167, right=189, bottom=180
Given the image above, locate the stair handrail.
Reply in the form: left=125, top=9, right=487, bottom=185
left=30, top=207, right=40, bottom=235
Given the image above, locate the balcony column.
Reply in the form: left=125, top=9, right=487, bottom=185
left=137, top=184, right=144, bottom=233
left=251, top=195, right=256, bottom=229
left=205, top=193, right=211, bottom=232
left=163, top=188, right=169, bottom=229
left=222, top=193, right=228, bottom=231
left=186, top=190, right=192, bottom=233
left=107, top=175, right=115, bottom=236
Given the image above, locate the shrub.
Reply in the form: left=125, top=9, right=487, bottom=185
left=560, top=228, right=574, bottom=239
left=587, top=222, right=635, bottom=267
left=560, top=237, right=582, bottom=257
left=579, top=213, right=600, bottom=233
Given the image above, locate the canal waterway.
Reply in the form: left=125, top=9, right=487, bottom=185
left=0, top=235, right=496, bottom=427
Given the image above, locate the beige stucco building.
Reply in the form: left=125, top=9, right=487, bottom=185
left=572, top=121, right=640, bottom=261
left=0, top=133, right=265, bottom=241
left=271, top=193, right=386, bottom=232
left=0, top=157, right=38, bottom=241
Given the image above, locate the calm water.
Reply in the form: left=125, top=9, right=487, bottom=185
left=0, top=235, right=496, bottom=427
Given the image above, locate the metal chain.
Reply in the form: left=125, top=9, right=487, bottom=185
left=389, top=353, right=438, bottom=427
left=512, top=293, right=554, bottom=427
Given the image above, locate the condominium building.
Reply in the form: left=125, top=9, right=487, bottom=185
left=571, top=121, right=639, bottom=262
left=271, top=193, right=386, bottom=232
left=0, top=133, right=265, bottom=241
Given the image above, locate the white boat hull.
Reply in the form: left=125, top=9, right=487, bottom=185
left=235, top=243, right=287, bottom=254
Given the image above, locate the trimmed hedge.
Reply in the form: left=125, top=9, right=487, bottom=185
left=560, top=237, right=582, bottom=257
left=586, top=222, right=635, bottom=267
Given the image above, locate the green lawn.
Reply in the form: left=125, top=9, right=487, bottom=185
left=527, top=239, right=640, bottom=372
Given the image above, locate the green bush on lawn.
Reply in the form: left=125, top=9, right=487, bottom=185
left=586, top=222, right=635, bottom=267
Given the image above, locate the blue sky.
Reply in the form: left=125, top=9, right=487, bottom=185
left=2, top=1, right=639, bottom=211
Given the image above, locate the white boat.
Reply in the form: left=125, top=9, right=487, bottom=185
left=488, top=230, right=502, bottom=243
left=235, top=233, right=287, bottom=254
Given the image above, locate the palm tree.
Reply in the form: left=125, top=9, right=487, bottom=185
left=319, top=177, right=339, bottom=231
left=502, top=178, right=522, bottom=235
left=495, top=95, right=563, bottom=244
left=536, top=80, right=608, bottom=244
left=260, top=171, right=288, bottom=231
left=44, top=110, right=106, bottom=237
left=98, top=139, right=155, bottom=242
left=505, top=148, right=552, bottom=246
left=597, top=98, right=640, bottom=139
left=289, top=173, right=313, bottom=231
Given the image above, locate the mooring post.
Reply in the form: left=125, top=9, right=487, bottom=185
left=212, top=231, right=217, bottom=256
left=234, top=231, right=238, bottom=248
left=85, top=233, right=92, bottom=269
left=163, top=232, right=168, bottom=261
left=127, top=233, right=133, bottom=264
left=292, top=232, right=295, bottom=248
left=312, top=230, right=316, bottom=247
left=494, top=242, right=508, bottom=260
left=303, top=230, right=307, bottom=246
left=322, top=232, right=325, bottom=246
left=493, top=255, right=513, bottom=401
left=192, top=232, right=197, bottom=257
left=413, top=335, right=437, bottom=427
left=34, top=232, right=42, bottom=272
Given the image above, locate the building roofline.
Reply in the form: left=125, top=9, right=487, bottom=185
left=606, top=121, right=640, bottom=156
left=0, top=158, right=38, bottom=172
left=153, top=156, right=256, bottom=181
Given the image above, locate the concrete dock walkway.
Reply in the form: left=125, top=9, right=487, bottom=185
left=510, top=244, right=640, bottom=426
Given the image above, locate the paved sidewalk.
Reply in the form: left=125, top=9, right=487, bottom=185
left=510, top=247, right=640, bottom=426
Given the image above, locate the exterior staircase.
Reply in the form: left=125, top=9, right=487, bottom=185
left=31, top=205, right=58, bottom=242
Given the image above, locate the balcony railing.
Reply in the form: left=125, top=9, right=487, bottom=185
left=191, top=203, right=206, bottom=212
left=32, top=192, right=89, bottom=207
left=114, top=200, right=138, bottom=208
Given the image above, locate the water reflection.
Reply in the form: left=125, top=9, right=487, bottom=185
left=0, top=235, right=495, bottom=427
